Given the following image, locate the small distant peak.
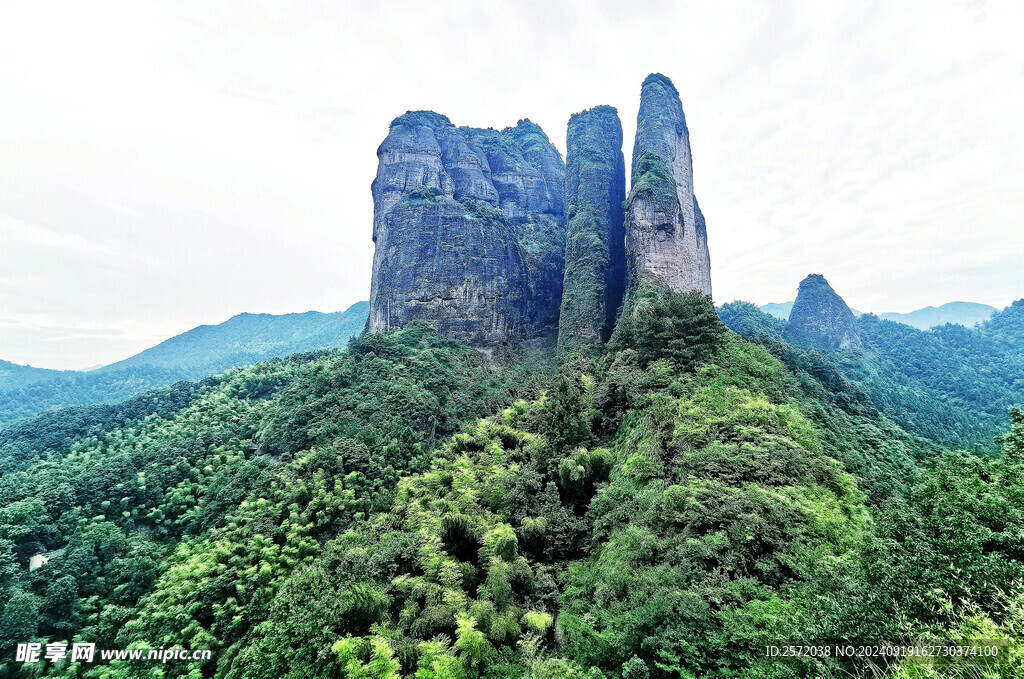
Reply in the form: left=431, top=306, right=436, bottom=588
left=796, top=274, right=844, bottom=299
left=389, top=110, right=452, bottom=131
left=789, top=274, right=862, bottom=350
left=642, top=72, right=679, bottom=94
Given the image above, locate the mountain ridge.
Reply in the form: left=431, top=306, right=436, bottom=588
left=103, top=302, right=369, bottom=375
left=0, top=359, right=75, bottom=391
left=760, top=299, right=997, bottom=330
left=0, top=302, right=370, bottom=424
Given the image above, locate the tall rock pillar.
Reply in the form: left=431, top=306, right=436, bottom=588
left=624, top=73, right=712, bottom=297
left=557, top=106, right=627, bottom=350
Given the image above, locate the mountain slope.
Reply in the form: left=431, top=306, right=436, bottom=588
left=4, top=297, right=1020, bottom=678
left=0, top=303, right=370, bottom=425
left=102, top=302, right=369, bottom=377
left=731, top=297, right=1024, bottom=450
left=760, top=301, right=794, bottom=320
left=0, top=359, right=74, bottom=391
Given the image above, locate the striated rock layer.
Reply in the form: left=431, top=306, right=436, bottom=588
left=557, top=106, right=627, bottom=350
left=787, top=274, right=863, bottom=350
left=367, top=111, right=566, bottom=346
left=624, top=73, right=712, bottom=297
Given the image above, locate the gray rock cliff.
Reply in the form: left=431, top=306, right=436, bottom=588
left=557, top=106, right=627, bottom=350
left=367, top=111, right=566, bottom=346
left=787, top=274, right=862, bottom=350
left=624, top=73, right=712, bottom=297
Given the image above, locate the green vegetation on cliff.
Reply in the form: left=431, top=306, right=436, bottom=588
left=558, top=106, right=626, bottom=351
left=623, top=150, right=674, bottom=211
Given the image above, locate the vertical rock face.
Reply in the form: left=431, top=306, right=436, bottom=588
left=787, top=274, right=863, bottom=350
left=624, top=73, right=712, bottom=297
left=367, top=111, right=566, bottom=346
left=366, top=73, right=715, bottom=348
left=557, top=106, right=627, bottom=350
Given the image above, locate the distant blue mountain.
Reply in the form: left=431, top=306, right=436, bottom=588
left=760, top=300, right=996, bottom=330
left=878, top=302, right=997, bottom=330
left=760, top=302, right=794, bottom=320
left=0, top=302, right=369, bottom=424
left=103, top=302, right=370, bottom=376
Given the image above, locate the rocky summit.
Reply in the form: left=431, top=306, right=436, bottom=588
left=367, top=74, right=714, bottom=348
left=557, top=105, right=627, bottom=350
left=787, top=274, right=863, bottom=350
left=624, top=73, right=712, bottom=297
left=366, top=112, right=565, bottom=346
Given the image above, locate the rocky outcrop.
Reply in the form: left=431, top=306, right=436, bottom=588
left=624, top=73, right=711, bottom=297
left=557, top=106, right=627, bottom=350
left=787, top=274, right=862, bottom=350
left=367, top=111, right=565, bottom=346
left=367, top=73, right=717, bottom=348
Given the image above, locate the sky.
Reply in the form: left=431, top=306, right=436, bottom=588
left=1, top=0, right=1022, bottom=370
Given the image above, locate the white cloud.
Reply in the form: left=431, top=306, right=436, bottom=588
left=0, top=0, right=1021, bottom=368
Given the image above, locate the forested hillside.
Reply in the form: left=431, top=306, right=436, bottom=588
left=104, top=303, right=370, bottom=375
left=723, top=299, right=1024, bottom=451
left=3, top=294, right=1022, bottom=678
left=0, top=361, right=74, bottom=392
left=0, top=303, right=369, bottom=426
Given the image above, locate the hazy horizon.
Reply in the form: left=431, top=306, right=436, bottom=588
left=3, top=0, right=1022, bottom=369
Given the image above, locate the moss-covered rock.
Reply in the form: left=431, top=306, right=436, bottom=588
left=558, top=105, right=627, bottom=351
left=787, top=274, right=863, bottom=350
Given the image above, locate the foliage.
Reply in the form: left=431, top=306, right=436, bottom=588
left=624, top=151, right=674, bottom=210
left=610, top=288, right=728, bottom=371
left=405, top=186, right=446, bottom=205
left=458, top=198, right=507, bottom=226
left=0, top=325, right=542, bottom=677
left=721, top=297, right=1024, bottom=451
left=2, top=292, right=1023, bottom=678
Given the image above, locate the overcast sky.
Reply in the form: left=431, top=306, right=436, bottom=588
left=1, top=0, right=1022, bottom=369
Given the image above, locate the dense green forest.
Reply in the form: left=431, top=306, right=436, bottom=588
left=0, top=304, right=369, bottom=425
left=0, top=361, right=76, bottom=392
left=721, top=299, right=1024, bottom=451
left=2, top=294, right=1023, bottom=677
left=0, top=366, right=200, bottom=428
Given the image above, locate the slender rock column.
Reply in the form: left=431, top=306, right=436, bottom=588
left=558, top=106, right=627, bottom=350
left=624, top=73, right=712, bottom=297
